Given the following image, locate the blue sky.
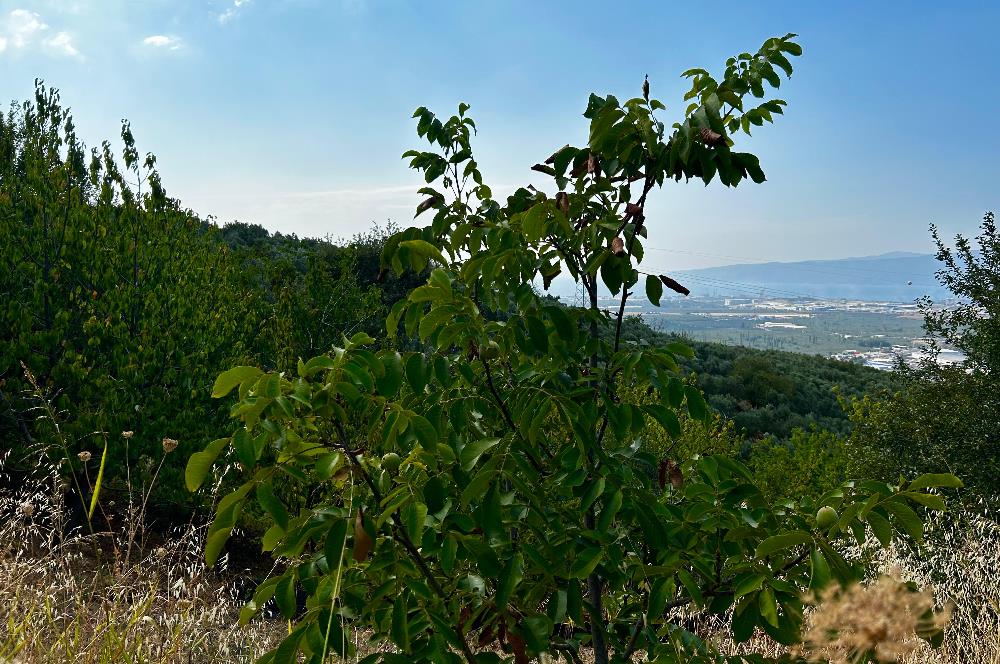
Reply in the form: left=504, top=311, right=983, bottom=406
left=1, top=0, right=998, bottom=269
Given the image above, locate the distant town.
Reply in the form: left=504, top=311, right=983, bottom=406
left=586, top=294, right=965, bottom=370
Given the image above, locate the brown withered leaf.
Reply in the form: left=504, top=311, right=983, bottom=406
left=587, top=152, right=598, bottom=175
left=458, top=605, right=472, bottom=634
left=415, top=196, right=438, bottom=216
left=658, top=459, right=684, bottom=490
left=352, top=510, right=373, bottom=562
left=611, top=237, right=626, bottom=256
left=625, top=203, right=643, bottom=218
left=556, top=191, right=569, bottom=215
left=508, top=631, right=529, bottom=664
left=642, top=74, right=650, bottom=102
left=659, top=275, right=691, bottom=296
left=699, top=126, right=725, bottom=146
left=668, top=459, right=684, bottom=489
left=477, top=624, right=497, bottom=647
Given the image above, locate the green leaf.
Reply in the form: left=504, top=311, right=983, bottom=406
left=392, top=595, right=410, bottom=652
left=644, top=404, right=681, bottom=438
left=646, top=274, right=663, bottom=306
left=808, top=548, right=831, bottom=592
left=525, top=316, right=550, bottom=354
left=460, top=438, right=501, bottom=471
left=732, top=600, right=758, bottom=642
left=461, top=461, right=498, bottom=506
left=409, top=414, right=438, bottom=449
left=569, top=547, right=603, bottom=579
left=866, top=510, right=893, bottom=548
left=883, top=499, right=924, bottom=542
left=903, top=491, right=947, bottom=512
left=908, top=473, right=963, bottom=490
left=232, top=428, right=257, bottom=469
left=399, top=239, right=447, bottom=269
left=684, top=386, right=709, bottom=421
left=303, top=355, right=337, bottom=376
left=185, top=437, right=230, bottom=492
left=755, top=530, right=811, bottom=558
left=596, top=489, right=623, bottom=533
left=495, top=552, right=523, bottom=608
left=733, top=573, right=765, bottom=600
left=276, top=574, right=296, bottom=619
left=205, top=526, right=234, bottom=567
left=758, top=587, right=779, bottom=628
left=402, top=501, right=427, bottom=543
left=405, top=353, right=427, bottom=392
left=677, top=569, right=704, bottom=607
left=257, top=482, right=289, bottom=529
left=579, top=477, right=605, bottom=512
left=324, top=519, right=349, bottom=571
left=212, top=366, right=263, bottom=398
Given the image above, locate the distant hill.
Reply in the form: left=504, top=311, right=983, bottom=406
left=674, top=252, right=948, bottom=302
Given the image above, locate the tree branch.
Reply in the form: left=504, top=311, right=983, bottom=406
left=332, top=420, right=479, bottom=664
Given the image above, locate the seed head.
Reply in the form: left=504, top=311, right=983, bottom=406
left=162, top=437, right=179, bottom=454
left=800, top=572, right=950, bottom=664
left=122, top=430, right=134, bottom=439
left=19, top=501, right=34, bottom=518
left=78, top=451, right=92, bottom=463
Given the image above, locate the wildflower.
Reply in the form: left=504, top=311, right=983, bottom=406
left=162, top=437, right=178, bottom=454
left=19, top=501, right=34, bottom=517
left=78, top=451, right=92, bottom=462
left=155, top=547, right=168, bottom=559
left=122, top=430, right=134, bottom=439
left=800, top=572, right=950, bottom=664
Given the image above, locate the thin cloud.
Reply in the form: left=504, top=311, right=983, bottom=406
left=143, top=34, right=183, bottom=51
left=1, top=8, right=81, bottom=59
left=5, top=9, right=47, bottom=49
left=218, top=0, right=251, bottom=25
left=43, top=31, right=80, bottom=59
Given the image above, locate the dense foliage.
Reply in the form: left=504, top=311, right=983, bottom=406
left=192, top=35, right=956, bottom=664
left=616, top=317, right=897, bottom=439
left=846, top=213, right=1000, bottom=500
left=0, top=80, right=895, bottom=517
left=0, top=84, right=386, bottom=504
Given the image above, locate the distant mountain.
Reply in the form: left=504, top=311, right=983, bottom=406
left=673, top=252, right=948, bottom=302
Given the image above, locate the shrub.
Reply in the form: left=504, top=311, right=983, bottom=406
left=191, top=35, right=957, bottom=664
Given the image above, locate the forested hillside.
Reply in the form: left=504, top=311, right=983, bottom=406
left=0, top=86, right=887, bottom=508
left=1, top=54, right=995, bottom=664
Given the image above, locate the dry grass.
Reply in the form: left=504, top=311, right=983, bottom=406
left=711, top=501, right=1000, bottom=664
left=1, top=451, right=997, bottom=663
left=0, top=452, right=284, bottom=663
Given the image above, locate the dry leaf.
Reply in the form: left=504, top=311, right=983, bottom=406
left=556, top=191, right=570, bottom=215
left=699, top=126, right=725, bottom=146
left=659, top=275, right=691, bottom=296
left=352, top=510, right=373, bottom=562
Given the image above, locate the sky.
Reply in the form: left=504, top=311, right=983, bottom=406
left=1, top=0, right=998, bottom=270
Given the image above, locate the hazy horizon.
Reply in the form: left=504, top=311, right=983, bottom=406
left=1, top=0, right=997, bottom=270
